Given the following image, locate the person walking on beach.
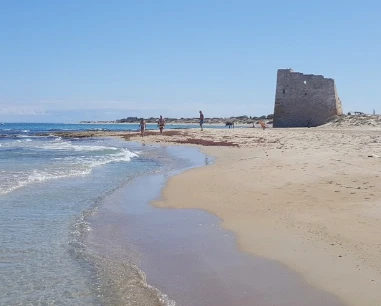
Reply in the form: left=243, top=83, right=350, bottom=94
left=158, top=115, right=165, bottom=135
left=139, top=118, right=146, bottom=137
left=199, top=111, right=204, bottom=131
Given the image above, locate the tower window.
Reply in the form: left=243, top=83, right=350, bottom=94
left=282, top=89, right=286, bottom=94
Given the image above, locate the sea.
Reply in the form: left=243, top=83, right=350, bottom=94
left=0, top=122, right=210, bottom=306
left=0, top=123, right=345, bottom=306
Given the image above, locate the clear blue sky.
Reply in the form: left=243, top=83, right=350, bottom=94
left=1, top=0, right=380, bottom=122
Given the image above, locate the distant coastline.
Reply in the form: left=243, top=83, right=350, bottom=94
left=80, top=115, right=274, bottom=125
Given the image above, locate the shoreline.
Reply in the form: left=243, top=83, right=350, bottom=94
left=42, top=126, right=381, bottom=305
left=87, top=143, right=344, bottom=306
left=148, top=128, right=381, bottom=306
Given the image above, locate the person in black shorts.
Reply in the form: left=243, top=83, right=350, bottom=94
left=158, top=115, right=165, bottom=135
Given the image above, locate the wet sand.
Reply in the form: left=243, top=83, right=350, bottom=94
left=147, top=128, right=381, bottom=306
left=87, top=145, right=345, bottom=305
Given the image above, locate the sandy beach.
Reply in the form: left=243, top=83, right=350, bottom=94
left=119, top=124, right=381, bottom=306
left=49, top=118, right=381, bottom=305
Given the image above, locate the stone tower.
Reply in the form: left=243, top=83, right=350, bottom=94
left=273, top=69, right=343, bottom=127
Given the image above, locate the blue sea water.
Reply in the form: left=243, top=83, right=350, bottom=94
left=0, top=123, right=185, bottom=305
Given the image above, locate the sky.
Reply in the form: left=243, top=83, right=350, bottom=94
left=1, top=0, right=380, bottom=122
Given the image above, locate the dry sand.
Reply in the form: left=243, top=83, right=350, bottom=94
left=126, top=126, right=381, bottom=306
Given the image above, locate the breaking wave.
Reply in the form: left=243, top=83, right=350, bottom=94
left=0, top=138, right=138, bottom=195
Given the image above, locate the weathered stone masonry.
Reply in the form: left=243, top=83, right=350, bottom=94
left=273, top=69, right=343, bottom=127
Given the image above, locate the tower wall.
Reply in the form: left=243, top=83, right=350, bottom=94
left=273, top=69, right=343, bottom=128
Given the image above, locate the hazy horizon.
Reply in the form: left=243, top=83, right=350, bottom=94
left=0, top=111, right=274, bottom=124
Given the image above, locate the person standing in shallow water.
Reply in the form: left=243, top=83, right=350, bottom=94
left=139, top=118, right=146, bottom=137
left=158, top=115, right=165, bottom=135
left=199, top=111, right=204, bottom=131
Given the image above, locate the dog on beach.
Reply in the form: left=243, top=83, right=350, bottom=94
left=225, top=121, right=234, bottom=129
left=258, top=121, right=266, bottom=130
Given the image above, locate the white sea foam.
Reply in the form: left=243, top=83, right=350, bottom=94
left=2, top=137, right=122, bottom=153
left=0, top=148, right=138, bottom=195
left=133, top=265, right=176, bottom=306
left=41, top=141, right=120, bottom=152
left=72, top=145, right=119, bottom=152
left=0, top=169, right=90, bottom=195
